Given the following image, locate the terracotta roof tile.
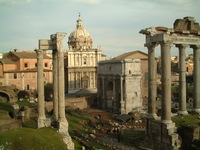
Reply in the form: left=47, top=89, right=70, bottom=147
left=113, top=50, right=148, bottom=60
left=10, top=51, right=51, bottom=59
left=0, top=58, right=16, bottom=64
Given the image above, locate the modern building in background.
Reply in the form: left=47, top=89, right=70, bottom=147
left=0, top=50, right=52, bottom=91
left=65, top=15, right=106, bottom=94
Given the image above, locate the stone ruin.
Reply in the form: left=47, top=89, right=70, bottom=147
left=36, top=33, right=74, bottom=150
left=140, top=16, right=200, bottom=150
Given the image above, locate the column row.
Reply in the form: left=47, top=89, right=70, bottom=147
left=147, top=42, right=200, bottom=123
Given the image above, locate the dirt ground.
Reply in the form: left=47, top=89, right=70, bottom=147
left=82, top=108, right=146, bottom=137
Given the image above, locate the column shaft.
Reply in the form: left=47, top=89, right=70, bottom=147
left=36, top=49, right=45, bottom=118
left=161, top=41, right=172, bottom=123
left=35, top=49, right=46, bottom=128
left=147, top=44, right=157, bottom=118
left=192, top=45, right=200, bottom=112
left=53, top=50, right=58, bottom=120
left=120, top=76, right=125, bottom=114
left=58, top=49, right=66, bottom=120
left=177, top=44, right=188, bottom=115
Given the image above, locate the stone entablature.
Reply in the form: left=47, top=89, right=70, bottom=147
left=144, top=32, right=200, bottom=46
left=97, top=59, right=142, bottom=114
left=98, top=59, right=141, bottom=76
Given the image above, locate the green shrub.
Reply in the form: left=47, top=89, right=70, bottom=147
left=44, top=83, right=53, bottom=101
left=0, top=101, right=14, bottom=112
left=17, top=90, right=29, bottom=99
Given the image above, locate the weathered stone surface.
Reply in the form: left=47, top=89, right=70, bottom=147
left=58, top=119, right=74, bottom=150
left=144, top=119, right=181, bottom=150
left=174, top=16, right=200, bottom=34
left=37, top=33, right=74, bottom=149
left=98, top=59, right=142, bottom=114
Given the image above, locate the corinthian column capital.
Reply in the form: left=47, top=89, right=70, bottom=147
left=35, top=49, right=43, bottom=59
left=146, top=43, right=158, bottom=50
left=176, top=44, right=189, bottom=50
left=190, top=45, right=200, bottom=50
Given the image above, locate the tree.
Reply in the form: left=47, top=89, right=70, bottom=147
left=17, top=90, right=29, bottom=99
left=44, top=83, right=53, bottom=101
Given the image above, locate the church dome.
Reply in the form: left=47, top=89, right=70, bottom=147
left=68, top=15, right=93, bottom=50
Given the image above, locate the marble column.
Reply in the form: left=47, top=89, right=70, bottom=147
left=176, top=44, right=188, bottom=115
left=120, top=76, right=125, bottom=114
left=161, top=41, right=172, bottom=123
left=147, top=44, right=157, bottom=118
left=35, top=49, right=46, bottom=128
left=57, top=48, right=66, bottom=123
left=191, top=45, right=200, bottom=113
left=53, top=50, right=58, bottom=121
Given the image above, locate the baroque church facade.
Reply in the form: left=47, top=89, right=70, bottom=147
left=65, top=15, right=106, bottom=93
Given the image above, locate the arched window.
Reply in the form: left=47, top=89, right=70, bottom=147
left=83, top=57, right=87, bottom=65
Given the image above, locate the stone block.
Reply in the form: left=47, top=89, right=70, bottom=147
left=144, top=119, right=181, bottom=150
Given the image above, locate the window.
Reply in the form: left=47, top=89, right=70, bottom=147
left=14, top=73, right=17, bottom=79
left=35, top=63, right=37, bottom=67
left=84, top=58, right=87, bottom=64
left=44, top=63, right=48, bottom=67
left=27, top=84, right=30, bottom=90
left=24, top=63, right=28, bottom=68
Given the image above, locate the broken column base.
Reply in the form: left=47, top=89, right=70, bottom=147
left=141, top=118, right=181, bottom=150
left=37, top=117, right=51, bottom=128
left=58, top=118, right=74, bottom=150
left=193, top=108, right=200, bottom=114
left=178, top=110, right=188, bottom=115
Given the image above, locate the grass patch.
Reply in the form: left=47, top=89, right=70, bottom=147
left=0, top=101, right=14, bottom=112
left=172, top=114, right=200, bottom=127
left=121, top=131, right=145, bottom=147
left=67, top=113, right=90, bottom=134
left=67, top=112, right=108, bottom=149
left=0, top=128, right=68, bottom=150
left=16, top=100, right=36, bottom=107
left=23, top=118, right=37, bottom=129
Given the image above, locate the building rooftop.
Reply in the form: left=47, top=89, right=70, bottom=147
left=8, top=50, right=51, bottom=59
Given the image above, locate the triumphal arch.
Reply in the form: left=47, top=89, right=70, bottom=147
left=140, top=16, right=200, bottom=149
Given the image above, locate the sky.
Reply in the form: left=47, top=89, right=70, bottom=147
left=0, top=0, right=199, bottom=58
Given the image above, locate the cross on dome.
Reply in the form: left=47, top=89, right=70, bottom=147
left=77, top=13, right=83, bottom=28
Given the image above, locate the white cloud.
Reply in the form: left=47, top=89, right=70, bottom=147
left=0, top=0, right=33, bottom=5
